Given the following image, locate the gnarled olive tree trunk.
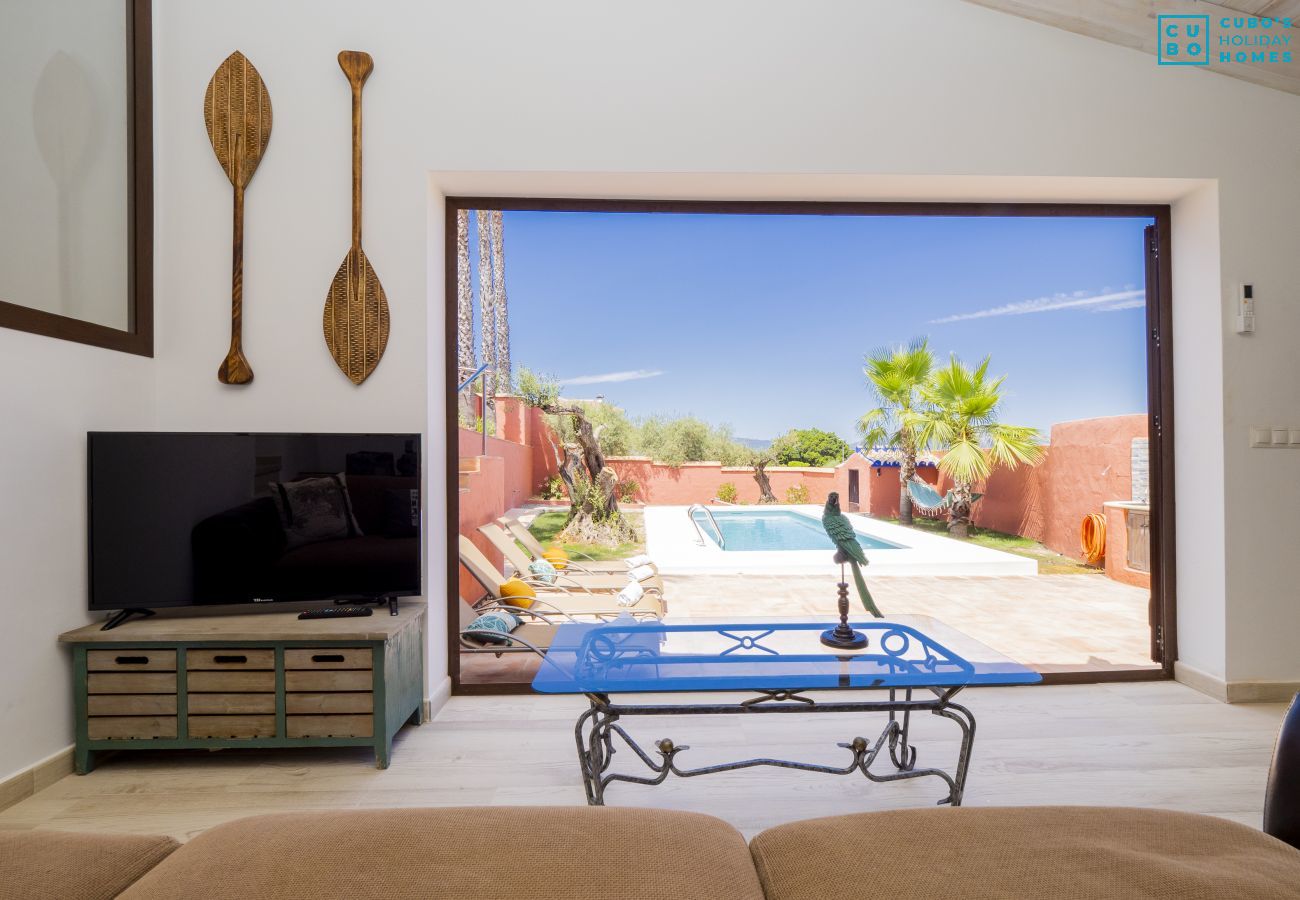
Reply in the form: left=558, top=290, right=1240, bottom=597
left=541, top=402, right=635, bottom=545
left=752, top=458, right=777, bottom=504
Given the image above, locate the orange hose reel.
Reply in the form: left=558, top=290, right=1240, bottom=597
left=1080, top=513, right=1107, bottom=565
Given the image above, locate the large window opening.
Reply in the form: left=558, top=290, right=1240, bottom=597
left=446, top=200, right=1173, bottom=691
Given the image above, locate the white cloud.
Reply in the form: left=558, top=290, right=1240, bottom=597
left=1090, top=298, right=1147, bottom=313
left=558, top=369, right=665, bottom=386
left=929, top=289, right=1145, bottom=324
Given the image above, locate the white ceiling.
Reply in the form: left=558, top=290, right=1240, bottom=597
left=963, top=0, right=1300, bottom=95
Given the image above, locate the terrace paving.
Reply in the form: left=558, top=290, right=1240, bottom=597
left=461, top=572, right=1155, bottom=685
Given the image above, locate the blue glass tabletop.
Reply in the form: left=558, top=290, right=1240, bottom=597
left=531, top=616, right=1042, bottom=694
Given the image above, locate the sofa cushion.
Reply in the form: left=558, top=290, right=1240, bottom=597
left=119, top=807, right=765, bottom=900
left=0, top=828, right=179, bottom=900
left=749, top=806, right=1300, bottom=900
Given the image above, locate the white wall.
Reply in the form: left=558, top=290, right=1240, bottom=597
left=0, top=329, right=154, bottom=782
left=9, top=0, right=1300, bottom=783
left=147, top=0, right=1300, bottom=692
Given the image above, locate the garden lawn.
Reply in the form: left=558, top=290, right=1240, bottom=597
left=890, top=516, right=1098, bottom=575
left=528, top=510, right=647, bottom=561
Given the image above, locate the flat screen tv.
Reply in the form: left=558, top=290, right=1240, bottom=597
left=89, top=432, right=421, bottom=622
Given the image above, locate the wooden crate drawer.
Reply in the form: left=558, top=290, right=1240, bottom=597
left=188, top=671, right=275, bottom=693
left=187, top=693, right=276, bottom=715
left=88, top=716, right=177, bottom=740
left=284, top=648, right=372, bottom=670
left=188, top=715, right=276, bottom=739
left=87, top=673, right=177, bottom=694
left=286, top=692, right=373, bottom=715
left=87, top=650, right=176, bottom=672
left=87, top=694, right=177, bottom=716
left=284, top=670, right=373, bottom=692
left=187, top=649, right=274, bottom=670
left=286, top=715, right=372, bottom=738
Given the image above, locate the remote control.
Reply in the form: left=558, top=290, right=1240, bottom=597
left=298, top=606, right=373, bottom=620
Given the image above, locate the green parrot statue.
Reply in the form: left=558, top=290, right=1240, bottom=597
left=821, top=492, right=883, bottom=618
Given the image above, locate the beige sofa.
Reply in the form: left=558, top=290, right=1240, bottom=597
left=4, top=804, right=1299, bottom=900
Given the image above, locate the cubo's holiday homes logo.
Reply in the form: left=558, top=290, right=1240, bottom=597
left=1158, top=14, right=1294, bottom=66
left=1158, top=15, right=1209, bottom=65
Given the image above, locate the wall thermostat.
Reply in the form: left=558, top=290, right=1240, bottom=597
left=1236, top=283, right=1255, bottom=334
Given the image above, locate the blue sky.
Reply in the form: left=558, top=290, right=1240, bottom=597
left=466, top=211, right=1151, bottom=443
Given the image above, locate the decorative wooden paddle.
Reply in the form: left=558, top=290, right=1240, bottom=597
left=324, top=50, right=389, bottom=385
left=204, top=51, right=271, bottom=385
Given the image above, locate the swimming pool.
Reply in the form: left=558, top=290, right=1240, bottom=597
left=691, top=509, right=904, bottom=552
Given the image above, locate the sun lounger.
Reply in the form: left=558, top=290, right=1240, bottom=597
left=478, top=523, right=664, bottom=593
left=497, top=514, right=658, bottom=575
left=458, top=536, right=665, bottom=618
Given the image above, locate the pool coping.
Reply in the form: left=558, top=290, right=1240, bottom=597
left=644, top=504, right=1039, bottom=577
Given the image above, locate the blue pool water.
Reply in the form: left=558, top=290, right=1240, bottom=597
left=692, top=509, right=903, bottom=552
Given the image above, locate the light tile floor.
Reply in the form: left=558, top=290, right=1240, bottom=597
left=462, top=572, right=1154, bottom=684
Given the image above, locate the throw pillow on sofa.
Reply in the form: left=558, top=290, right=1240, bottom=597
left=270, top=474, right=362, bottom=548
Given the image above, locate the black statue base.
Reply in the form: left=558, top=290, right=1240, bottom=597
left=821, top=623, right=868, bottom=649
left=820, top=577, right=868, bottom=649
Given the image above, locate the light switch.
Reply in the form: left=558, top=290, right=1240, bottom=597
left=1251, top=426, right=1300, bottom=448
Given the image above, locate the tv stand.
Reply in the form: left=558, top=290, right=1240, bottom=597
left=101, top=608, right=156, bottom=631
left=60, top=600, right=426, bottom=773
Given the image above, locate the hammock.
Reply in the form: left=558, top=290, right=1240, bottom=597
left=906, top=478, right=951, bottom=517
left=906, top=477, right=984, bottom=518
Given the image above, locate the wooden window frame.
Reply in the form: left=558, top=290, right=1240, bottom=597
left=0, top=0, right=153, bottom=356
left=443, top=198, right=1176, bottom=693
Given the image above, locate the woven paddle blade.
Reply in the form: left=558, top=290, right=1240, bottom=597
left=324, top=247, right=390, bottom=385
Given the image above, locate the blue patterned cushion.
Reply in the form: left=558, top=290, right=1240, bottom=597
left=466, top=611, right=520, bottom=644
left=528, top=558, right=558, bottom=585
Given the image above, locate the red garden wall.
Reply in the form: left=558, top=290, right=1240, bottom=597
left=457, top=399, right=1149, bottom=583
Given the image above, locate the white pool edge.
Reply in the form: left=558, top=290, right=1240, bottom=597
left=645, top=504, right=1038, bottom=577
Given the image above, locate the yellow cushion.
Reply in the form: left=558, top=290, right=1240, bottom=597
left=542, top=546, right=569, bottom=569
left=499, top=577, right=536, bottom=608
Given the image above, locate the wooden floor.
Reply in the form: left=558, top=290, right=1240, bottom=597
left=462, top=572, right=1155, bottom=684
left=0, top=681, right=1283, bottom=841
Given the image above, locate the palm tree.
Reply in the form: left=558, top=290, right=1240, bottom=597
left=905, top=355, right=1044, bottom=537
left=455, top=210, right=475, bottom=422
left=857, top=338, right=935, bottom=526
left=475, top=210, right=496, bottom=430
left=489, top=210, right=511, bottom=392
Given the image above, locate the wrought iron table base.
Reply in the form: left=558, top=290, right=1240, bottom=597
left=573, top=687, right=976, bottom=807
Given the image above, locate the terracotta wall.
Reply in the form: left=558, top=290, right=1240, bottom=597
left=455, top=395, right=558, bottom=603
left=607, top=457, right=838, bottom=505
left=936, top=414, right=1148, bottom=567
left=457, top=399, right=1149, bottom=579
left=455, top=452, right=506, bottom=604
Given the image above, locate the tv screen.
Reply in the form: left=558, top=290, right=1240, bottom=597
left=88, top=432, right=421, bottom=611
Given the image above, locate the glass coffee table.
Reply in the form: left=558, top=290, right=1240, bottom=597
left=532, top=615, right=1041, bottom=806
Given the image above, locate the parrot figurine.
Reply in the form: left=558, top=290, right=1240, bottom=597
left=821, top=492, right=883, bottom=618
